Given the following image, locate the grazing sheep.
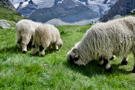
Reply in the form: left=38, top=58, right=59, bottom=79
left=67, top=16, right=135, bottom=72
left=31, top=24, right=63, bottom=56
left=16, top=19, right=41, bottom=53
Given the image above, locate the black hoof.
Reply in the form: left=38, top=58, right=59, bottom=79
left=121, top=60, right=128, bottom=65
left=39, top=54, right=44, bottom=57
left=106, top=67, right=112, bottom=73
left=132, top=68, right=135, bottom=73
left=56, top=49, right=59, bottom=51
left=30, top=54, right=36, bottom=56
left=110, top=56, right=115, bottom=61
left=22, top=51, right=26, bottom=53
left=98, top=64, right=104, bottom=67
left=132, top=70, right=135, bottom=73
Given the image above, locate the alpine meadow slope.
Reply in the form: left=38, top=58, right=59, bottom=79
left=0, top=6, right=135, bottom=90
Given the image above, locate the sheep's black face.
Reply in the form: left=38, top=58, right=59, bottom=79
left=67, top=48, right=84, bottom=66
left=67, top=48, right=87, bottom=66
left=68, top=53, right=79, bottom=65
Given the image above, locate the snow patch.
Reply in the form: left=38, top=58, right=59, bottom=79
left=57, top=0, right=64, bottom=4
left=46, top=18, right=98, bottom=25
left=10, top=0, right=55, bottom=8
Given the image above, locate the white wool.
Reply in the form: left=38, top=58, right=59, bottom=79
left=33, top=24, right=63, bottom=55
left=68, top=16, right=135, bottom=65
left=16, top=19, right=41, bottom=52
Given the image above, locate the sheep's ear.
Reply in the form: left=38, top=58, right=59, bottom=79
left=74, top=54, right=79, bottom=61
left=72, top=48, right=79, bottom=61
left=72, top=48, right=78, bottom=53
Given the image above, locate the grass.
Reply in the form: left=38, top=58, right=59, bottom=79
left=0, top=24, right=135, bottom=90
left=0, top=6, right=24, bottom=22
left=0, top=6, right=135, bottom=89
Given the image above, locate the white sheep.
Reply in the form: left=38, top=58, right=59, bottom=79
left=16, top=19, right=41, bottom=53
left=31, top=24, right=63, bottom=56
left=67, top=16, right=135, bottom=72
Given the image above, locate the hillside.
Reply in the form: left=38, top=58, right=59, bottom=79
left=1, top=22, right=135, bottom=89
left=100, top=0, right=135, bottom=22
left=0, top=0, right=14, bottom=9
left=0, top=6, right=24, bottom=22
left=10, top=0, right=118, bottom=25
left=1, top=5, right=135, bottom=90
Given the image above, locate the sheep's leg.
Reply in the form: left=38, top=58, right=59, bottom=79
left=103, top=58, right=112, bottom=72
left=55, top=41, right=63, bottom=51
left=17, top=39, right=21, bottom=45
left=31, top=44, right=37, bottom=55
left=39, top=45, right=45, bottom=56
left=132, top=65, right=135, bottom=73
left=49, top=44, right=53, bottom=50
left=99, top=59, right=104, bottom=66
left=99, top=57, right=112, bottom=72
left=110, top=55, right=116, bottom=61
left=27, top=37, right=33, bottom=49
left=21, top=43, right=27, bottom=53
left=55, top=45, right=59, bottom=51
left=99, top=57, right=104, bottom=66
left=16, top=33, right=22, bottom=47
left=21, top=35, right=31, bottom=53
left=132, top=59, right=135, bottom=73
left=121, top=57, right=128, bottom=65
left=17, top=39, right=22, bottom=48
left=132, top=54, right=135, bottom=73
left=99, top=56, right=115, bottom=67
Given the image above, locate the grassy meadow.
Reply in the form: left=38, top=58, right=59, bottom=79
left=0, top=6, right=24, bottom=22
left=0, top=24, right=135, bottom=90
left=0, top=6, right=135, bottom=90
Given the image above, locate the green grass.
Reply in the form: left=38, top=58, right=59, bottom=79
left=0, top=24, right=135, bottom=90
left=0, top=6, right=24, bottom=22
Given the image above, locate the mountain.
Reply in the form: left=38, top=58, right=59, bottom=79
left=16, top=0, right=38, bottom=17
left=0, top=0, right=15, bottom=9
left=100, top=0, right=135, bottom=22
left=10, top=0, right=117, bottom=25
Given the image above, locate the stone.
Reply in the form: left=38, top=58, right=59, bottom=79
left=0, top=20, right=11, bottom=29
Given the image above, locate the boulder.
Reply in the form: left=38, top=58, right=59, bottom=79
left=0, top=20, right=11, bottom=29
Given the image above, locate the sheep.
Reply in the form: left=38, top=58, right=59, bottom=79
left=31, top=24, right=63, bottom=56
left=67, top=16, right=135, bottom=72
left=16, top=19, right=41, bottom=53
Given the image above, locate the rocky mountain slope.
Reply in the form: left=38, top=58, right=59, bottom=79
left=0, top=0, right=15, bottom=9
left=100, top=0, right=135, bottom=22
left=10, top=0, right=117, bottom=25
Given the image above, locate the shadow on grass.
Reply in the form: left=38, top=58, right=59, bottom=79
left=29, top=48, right=58, bottom=57
left=0, top=45, right=58, bottom=57
left=65, top=61, right=131, bottom=77
left=0, top=45, right=21, bottom=54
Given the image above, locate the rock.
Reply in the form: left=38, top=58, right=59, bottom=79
left=11, top=0, right=117, bottom=25
left=0, top=0, right=15, bottom=10
left=130, top=9, right=135, bottom=14
left=28, top=0, right=117, bottom=25
left=16, top=0, right=38, bottom=17
left=100, top=0, right=135, bottom=22
left=46, top=18, right=98, bottom=25
left=113, top=15, right=122, bottom=19
left=0, top=20, right=11, bottom=29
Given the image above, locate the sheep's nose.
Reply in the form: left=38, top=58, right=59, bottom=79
left=59, top=44, right=63, bottom=49
left=67, top=55, right=74, bottom=65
